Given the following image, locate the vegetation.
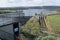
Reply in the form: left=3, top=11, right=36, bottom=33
left=20, top=13, right=60, bottom=40
left=36, top=36, right=56, bottom=40
left=47, top=14, right=60, bottom=34
left=0, top=10, right=23, bottom=13
left=21, top=16, right=41, bottom=36
left=21, top=31, right=36, bottom=38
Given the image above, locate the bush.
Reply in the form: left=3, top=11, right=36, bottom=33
left=36, top=36, right=56, bottom=40
left=21, top=17, right=40, bottom=36
left=21, top=31, right=36, bottom=38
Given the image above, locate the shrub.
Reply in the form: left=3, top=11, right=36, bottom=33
left=21, top=31, right=36, bottom=38
left=36, top=36, right=56, bottom=40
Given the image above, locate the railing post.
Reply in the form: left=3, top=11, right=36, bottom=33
left=13, top=22, right=20, bottom=40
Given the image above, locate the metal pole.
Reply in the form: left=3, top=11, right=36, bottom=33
left=13, top=22, right=20, bottom=40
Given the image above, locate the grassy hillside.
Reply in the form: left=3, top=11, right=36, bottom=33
left=47, top=14, right=60, bottom=34
left=20, top=14, right=60, bottom=40
left=21, top=16, right=41, bottom=36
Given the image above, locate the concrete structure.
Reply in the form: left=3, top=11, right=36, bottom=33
left=0, top=10, right=32, bottom=40
left=0, top=11, right=24, bottom=40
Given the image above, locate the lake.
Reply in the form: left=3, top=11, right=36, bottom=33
left=23, top=9, right=57, bottom=16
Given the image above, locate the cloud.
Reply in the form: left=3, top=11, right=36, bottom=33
left=42, top=0, right=60, bottom=6
left=0, top=0, right=42, bottom=7
left=0, top=0, right=60, bottom=7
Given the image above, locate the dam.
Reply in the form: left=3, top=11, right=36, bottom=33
left=0, top=10, right=32, bottom=40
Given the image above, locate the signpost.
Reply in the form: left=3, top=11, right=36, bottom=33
left=13, top=22, right=20, bottom=40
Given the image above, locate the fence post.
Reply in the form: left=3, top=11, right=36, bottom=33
left=13, top=22, right=20, bottom=40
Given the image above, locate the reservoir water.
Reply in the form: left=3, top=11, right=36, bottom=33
left=23, top=9, right=56, bottom=16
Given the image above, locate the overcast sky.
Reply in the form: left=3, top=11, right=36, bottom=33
left=0, top=0, right=60, bottom=7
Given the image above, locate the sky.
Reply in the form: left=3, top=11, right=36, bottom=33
left=0, top=0, right=60, bottom=7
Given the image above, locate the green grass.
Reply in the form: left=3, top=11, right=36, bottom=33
left=0, top=10, right=23, bottom=13
left=21, top=16, right=41, bottom=36
left=47, top=15, right=60, bottom=34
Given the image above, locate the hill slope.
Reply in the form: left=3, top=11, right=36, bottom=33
left=21, top=16, right=41, bottom=36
